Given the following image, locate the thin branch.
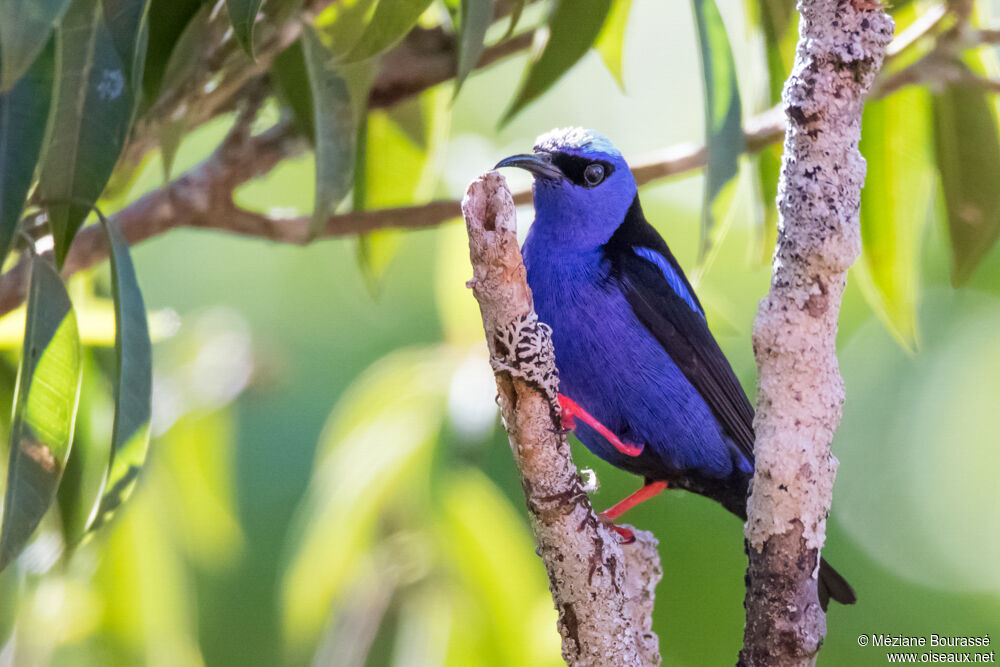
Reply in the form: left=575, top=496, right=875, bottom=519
left=462, top=171, right=661, bottom=666
left=3, top=7, right=995, bottom=319
left=739, top=2, right=892, bottom=666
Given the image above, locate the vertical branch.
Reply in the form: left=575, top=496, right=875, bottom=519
left=741, top=2, right=893, bottom=666
left=463, top=172, right=661, bottom=667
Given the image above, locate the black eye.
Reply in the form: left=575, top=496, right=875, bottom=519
left=584, top=163, right=605, bottom=186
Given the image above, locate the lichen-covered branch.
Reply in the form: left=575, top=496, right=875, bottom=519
left=740, top=3, right=893, bottom=666
left=462, top=172, right=661, bottom=667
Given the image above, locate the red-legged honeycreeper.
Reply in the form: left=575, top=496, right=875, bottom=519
left=495, top=127, right=856, bottom=609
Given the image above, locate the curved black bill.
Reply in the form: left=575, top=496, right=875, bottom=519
left=493, top=152, right=563, bottom=180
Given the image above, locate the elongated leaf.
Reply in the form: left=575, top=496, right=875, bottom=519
left=302, top=25, right=357, bottom=238
left=594, top=0, right=631, bottom=90
left=226, top=0, right=263, bottom=59
left=502, top=0, right=525, bottom=40
left=342, top=0, right=434, bottom=63
left=857, top=87, right=931, bottom=350
left=502, top=0, right=612, bottom=123
left=272, top=40, right=316, bottom=140
left=0, top=0, right=71, bottom=91
left=102, top=0, right=151, bottom=96
left=932, top=78, right=1000, bottom=286
left=755, top=0, right=796, bottom=104
left=141, top=0, right=202, bottom=101
left=37, top=0, right=145, bottom=266
left=0, top=37, right=54, bottom=268
left=691, top=0, right=743, bottom=258
left=0, top=256, right=82, bottom=571
left=455, top=0, right=495, bottom=94
left=86, top=213, right=152, bottom=530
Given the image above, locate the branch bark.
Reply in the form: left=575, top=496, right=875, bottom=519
left=739, top=3, right=892, bottom=666
left=462, top=172, right=661, bottom=667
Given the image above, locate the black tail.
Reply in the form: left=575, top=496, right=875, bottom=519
left=666, top=472, right=858, bottom=609
left=818, top=557, right=856, bottom=610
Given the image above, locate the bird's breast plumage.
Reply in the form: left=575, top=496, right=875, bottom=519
left=522, top=230, right=741, bottom=480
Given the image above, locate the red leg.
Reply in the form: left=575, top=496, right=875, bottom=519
left=558, top=394, right=644, bottom=457
left=600, top=480, right=668, bottom=521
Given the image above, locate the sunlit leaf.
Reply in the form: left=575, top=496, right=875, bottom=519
left=283, top=348, right=457, bottom=650
left=691, top=0, right=743, bottom=258
left=856, top=87, right=931, bottom=350
left=0, top=0, right=71, bottom=91
left=594, top=0, right=631, bottom=90
left=302, top=24, right=358, bottom=238
left=0, top=37, right=54, bottom=268
left=455, top=0, right=496, bottom=94
left=932, top=77, right=1000, bottom=286
left=37, top=0, right=145, bottom=266
left=342, top=0, right=435, bottom=63
left=85, top=214, right=152, bottom=530
left=502, top=0, right=612, bottom=124
left=313, top=0, right=377, bottom=58
left=226, top=0, right=263, bottom=58
left=0, top=256, right=82, bottom=571
left=755, top=0, right=796, bottom=104
left=754, top=145, right=780, bottom=264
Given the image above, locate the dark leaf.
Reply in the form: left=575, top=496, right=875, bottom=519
left=0, top=255, right=82, bottom=571
left=226, top=0, right=263, bottom=59
left=86, top=212, right=152, bottom=529
left=932, top=77, right=1000, bottom=286
left=0, top=0, right=71, bottom=91
left=691, top=0, right=743, bottom=257
left=302, top=24, right=358, bottom=237
left=37, top=0, right=146, bottom=266
left=342, top=0, right=435, bottom=63
left=0, top=37, right=55, bottom=268
left=502, top=0, right=612, bottom=123
left=455, top=0, right=496, bottom=94
left=141, top=0, right=202, bottom=102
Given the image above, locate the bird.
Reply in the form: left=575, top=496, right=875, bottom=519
left=494, top=127, right=856, bottom=610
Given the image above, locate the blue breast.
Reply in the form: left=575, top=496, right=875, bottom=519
left=523, top=235, right=740, bottom=480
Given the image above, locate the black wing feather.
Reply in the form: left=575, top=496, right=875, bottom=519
left=603, top=196, right=756, bottom=462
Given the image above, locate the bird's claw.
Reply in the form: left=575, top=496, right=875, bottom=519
left=598, top=513, right=636, bottom=544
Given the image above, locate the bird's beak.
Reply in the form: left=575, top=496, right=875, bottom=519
left=494, top=152, right=563, bottom=180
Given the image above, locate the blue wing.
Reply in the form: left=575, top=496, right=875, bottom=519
left=602, top=197, right=755, bottom=466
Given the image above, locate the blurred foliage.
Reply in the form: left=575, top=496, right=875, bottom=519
left=0, top=0, right=998, bottom=665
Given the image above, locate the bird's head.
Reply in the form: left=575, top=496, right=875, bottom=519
left=495, top=128, right=636, bottom=249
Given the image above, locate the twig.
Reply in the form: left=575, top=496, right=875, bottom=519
left=739, top=3, right=892, bottom=666
left=462, top=171, right=661, bottom=667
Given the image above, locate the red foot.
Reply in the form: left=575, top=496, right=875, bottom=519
left=557, top=394, right=644, bottom=457
left=601, top=522, right=636, bottom=544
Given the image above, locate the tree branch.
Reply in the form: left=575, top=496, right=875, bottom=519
left=739, top=3, right=892, bottom=666
left=462, top=171, right=661, bottom=667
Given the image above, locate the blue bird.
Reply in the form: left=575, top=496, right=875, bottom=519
left=495, top=127, right=855, bottom=609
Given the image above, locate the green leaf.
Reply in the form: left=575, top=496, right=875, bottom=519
left=0, top=255, right=82, bottom=571
left=691, top=0, right=743, bottom=258
left=141, top=0, right=202, bottom=102
left=302, top=25, right=358, bottom=238
left=0, top=37, right=55, bottom=268
left=272, top=40, right=316, bottom=140
left=502, top=0, right=612, bottom=124
left=37, top=0, right=145, bottom=266
left=857, top=87, right=932, bottom=350
left=0, top=0, right=71, bottom=91
left=932, top=77, right=1000, bottom=286
left=754, top=0, right=796, bottom=104
left=342, top=0, right=434, bottom=63
left=102, top=0, right=152, bottom=97
left=594, top=0, right=631, bottom=90
left=455, top=0, right=495, bottom=94
left=226, top=0, right=263, bottom=59
left=86, top=213, right=152, bottom=530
